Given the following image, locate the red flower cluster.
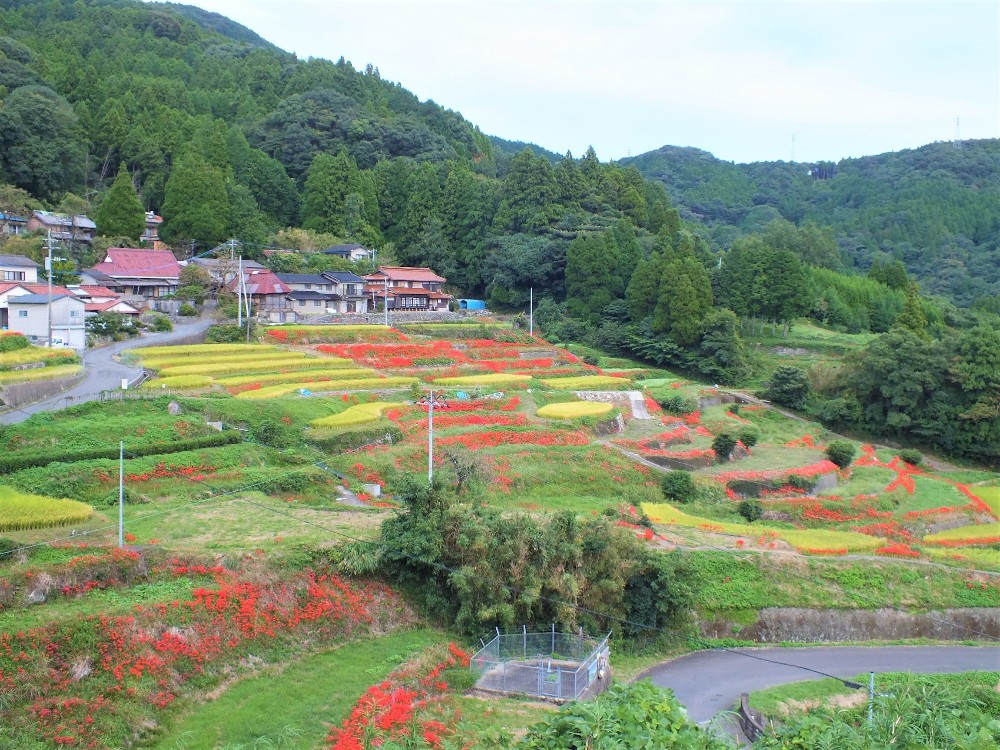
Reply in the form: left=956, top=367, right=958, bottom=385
left=1, top=558, right=401, bottom=748
left=327, top=642, right=471, bottom=750
left=876, top=543, right=921, bottom=557
left=438, top=430, right=588, bottom=451
left=783, top=434, right=822, bottom=448
left=716, top=460, right=839, bottom=485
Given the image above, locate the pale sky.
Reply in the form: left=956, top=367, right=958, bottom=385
left=162, top=0, right=999, bottom=164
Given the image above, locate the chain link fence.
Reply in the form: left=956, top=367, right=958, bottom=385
left=470, top=626, right=610, bottom=701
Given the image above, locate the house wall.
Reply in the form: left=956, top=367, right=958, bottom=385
left=8, top=298, right=86, bottom=348
left=1, top=265, right=38, bottom=283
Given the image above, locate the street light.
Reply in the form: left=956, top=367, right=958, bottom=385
left=417, top=390, right=448, bottom=485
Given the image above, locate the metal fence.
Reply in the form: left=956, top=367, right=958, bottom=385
left=470, top=626, right=610, bottom=701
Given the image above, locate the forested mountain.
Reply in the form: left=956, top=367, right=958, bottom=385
left=624, top=141, right=1000, bottom=305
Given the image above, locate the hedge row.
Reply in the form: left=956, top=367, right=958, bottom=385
left=0, top=430, right=243, bottom=473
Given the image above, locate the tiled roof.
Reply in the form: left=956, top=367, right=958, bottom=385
left=226, top=269, right=292, bottom=295
left=0, top=213, right=27, bottom=223
left=85, top=300, right=139, bottom=314
left=323, top=243, right=369, bottom=254
left=276, top=273, right=330, bottom=285
left=323, top=271, right=366, bottom=284
left=0, top=282, right=76, bottom=297
left=9, top=293, right=79, bottom=305
left=91, top=249, right=181, bottom=279
left=364, top=266, right=447, bottom=284
left=31, top=211, right=96, bottom=229
left=75, top=285, right=118, bottom=298
left=0, top=253, right=38, bottom=268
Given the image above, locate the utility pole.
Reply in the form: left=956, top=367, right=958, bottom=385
left=383, top=274, right=389, bottom=328
left=428, top=388, right=434, bottom=485
left=529, top=287, right=533, bottom=337
left=237, top=256, right=243, bottom=327
left=868, top=672, right=874, bottom=725
left=46, top=229, right=53, bottom=347
left=118, top=440, right=124, bottom=548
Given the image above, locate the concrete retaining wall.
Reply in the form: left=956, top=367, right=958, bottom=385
left=701, top=607, right=1000, bottom=642
left=0, top=371, right=86, bottom=409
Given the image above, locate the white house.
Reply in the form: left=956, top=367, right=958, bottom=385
left=7, top=293, right=86, bottom=349
left=0, top=254, right=39, bottom=283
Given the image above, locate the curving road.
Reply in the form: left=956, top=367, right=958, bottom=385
left=641, top=645, right=1000, bottom=725
left=0, top=318, right=214, bottom=425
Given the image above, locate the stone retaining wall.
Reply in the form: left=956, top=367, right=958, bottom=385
left=701, top=607, right=1000, bottom=642
left=0, top=370, right=86, bottom=409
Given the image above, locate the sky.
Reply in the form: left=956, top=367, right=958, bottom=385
left=162, top=0, right=999, bottom=164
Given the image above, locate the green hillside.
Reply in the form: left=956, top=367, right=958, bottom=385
left=624, top=141, right=1000, bottom=305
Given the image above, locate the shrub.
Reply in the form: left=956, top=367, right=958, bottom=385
left=765, top=365, right=811, bottom=409
left=737, top=499, right=764, bottom=523
left=178, top=303, right=198, bottom=316
left=656, top=394, right=699, bottom=414
left=712, top=432, right=738, bottom=463
left=825, top=439, right=857, bottom=469
left=146, top=313, right=173, bottom=332
left=205, top=323, right=256, bottom=343
left=0, top=333, right=29, bottom=352
left=660, top=471, right=696, bottom=503
left=898, top=448, right=923, bottom=466
left=737, top=426, right=760, bottom=448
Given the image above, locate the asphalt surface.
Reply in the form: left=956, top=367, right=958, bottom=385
left=641, top=645, right=1000, bottom=725
left=0, top=318, right=214, bottom=424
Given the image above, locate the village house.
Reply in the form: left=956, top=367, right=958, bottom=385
left=141, top=212, right=166, bottom=250
left=0, top=212, right=28, bottom=236
left=85, top=248, right=181, bottom=300
left=364, top=266, right=452, bottom=312
left=0, top=281, right=75, bottom=330
left=27, top=211, right=97, bottom=244
left=0, top=254, right=39, bottom=283
left=275, top=271, right=370, bottom=316
left=190, top=257, right=266, bottom=288
left=225, top=268, right=294, bottom=322
left=7, top=292, right=86, bottom=349
left=323, top=243, right=374, bottom=262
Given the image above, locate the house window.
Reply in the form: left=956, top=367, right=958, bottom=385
left=305, top=284, right=312, bottom=290
left=69, top=310, right=80, bottom=318
left=346, top=301, right=356, bottom=313
left=345, top=285, right=358, bottom=296
left=17, top=310, right=27, bottom=318
left=314, top=300, right=322, bottom=307
left=3, top=271, right=25, bottom=281
left=298, top=300, right=306, bottom=307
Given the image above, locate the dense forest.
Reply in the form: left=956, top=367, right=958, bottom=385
left=624, top=142, right=1000, bottom=306
left=0, top=0, right=998, bottom=462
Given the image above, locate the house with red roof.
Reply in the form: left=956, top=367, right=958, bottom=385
left=225, top=268, right=296, bottom=323
left=363, top=266, right=453, bottom=312
left=86, top=248, right=181, bottom=300
left=0, top=282, right=76, bottom=331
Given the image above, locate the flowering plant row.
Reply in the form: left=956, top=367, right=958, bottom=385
left=438, top=429, right=589, bottom=451
left=326, top=642, right=471, bottom=750
left=0, top=557, right=404, bottom=748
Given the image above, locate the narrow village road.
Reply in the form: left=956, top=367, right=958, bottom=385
left=641, top=645, right=1000, bottom=725
left=0, top=318, right=213, bottom=425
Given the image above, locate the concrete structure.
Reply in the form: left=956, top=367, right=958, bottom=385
left=7, top=293, right=86, bottom=348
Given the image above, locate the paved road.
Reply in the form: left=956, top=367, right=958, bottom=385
left=641, top=645, right=1000, bottom=725
left=0, top=318, right=213, bottom=425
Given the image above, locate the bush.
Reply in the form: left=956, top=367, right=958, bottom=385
left=656, top=394, right=699, bottom=414
left=712, top=432, right=738, bottom=463
left=0, top=333, right=30, bottom=352
left=205, top=323, right=255, bottom=343
left=737, top=426, right=760, bottom=448
left=737, top=499, right=764, bottom=523
left=146, top=313, right=173, bottom=332
left=765, top=365, right=811, bottom=409
left=825, top=439, right=856, bottom=469
left=898, top=448, right=923, bottom=466
left=660, top=471, right=696, bottom=503
left=178, top=303, right=198, bottom=316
